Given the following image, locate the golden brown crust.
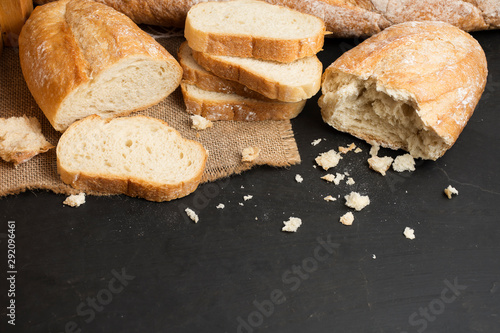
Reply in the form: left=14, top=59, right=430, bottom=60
left=321, top=21, right=488, bottom=159
left=19, top=0, right=181, bottom=132
left=0, top=0, right=33, bottom=46
left=181, top=82, right=305, bottom=121
left=57, top=115, right=207, bottom=202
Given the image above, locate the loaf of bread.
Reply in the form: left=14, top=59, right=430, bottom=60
left=19, top=0, right=182, bottom=132
left=318, top=21, right=488, bottom=160
left=33, top=0, right=500, bottom=37
left=0, top=0, right=33, bottom=46
left=184, top=0, right=325, bottom=63
left=57, top=115, right=207, bottom=202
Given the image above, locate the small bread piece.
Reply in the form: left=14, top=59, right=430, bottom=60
left=339, top=212, right=354, bottom=226
left=181, top=82, right=305, bottom=121
left=0, top=0, right=33, bottom=46
left=393, top=154, right=416, bottom=172
left=56, top=115, right=207, bottom=202
left=282, top=217, right=302, bottom=233
left=178, top=42, right=267, bottom=100
left=63, top=193, right=86, bottom=207
left=344, top=192, right=370, bottom=211
left=319, top=21, right=488, bottom=160
left=19, top=0, right=182, bottom=132
left=241, top=146, right=261, bottom=163
left=0, top=116, right=54, bottom=165
left=190, top=115, right=213, bottom=130
left=185, top=208, right=199, bottom=223
left=368, top=156, right=394, bottom=176
left=315, top=149, right=343, bottom=170
left=192, top=50, right=322, bottom=102
left=444, top=185, right=459, bottom=199
left=403, top=226, right=415, bottom=240
left=185, top=0, right=325, bottom=63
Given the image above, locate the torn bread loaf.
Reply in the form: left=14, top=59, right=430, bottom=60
left=0, top=116, right=54, bottom=165
left=185, top=0, right=325, bottom=63
left=56, top=115, right=207, bottom=202
left=18, top=0, right=182, bottom=132
left=181, top=82, right=305, bottom=121
left=319, top=21, right=487, bottom=160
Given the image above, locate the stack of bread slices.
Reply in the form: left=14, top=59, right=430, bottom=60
left=180, top=0, right=326, bottom=122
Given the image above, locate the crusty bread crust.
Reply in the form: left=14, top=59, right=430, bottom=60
left=181, top=83, right=306, bottom=121
left=19, top=0, right=182, bottom=132
left=0, top=0, right=33, bottom=46
left=57, top=115, right=207, bottom=202
left=319, top=21, right=488, bottom=160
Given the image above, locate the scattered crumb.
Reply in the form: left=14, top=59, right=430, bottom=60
left=368, top=156, right=394, bottom=176
left=403, top=227, right=415, bottom=240
left=393, top=154, right=416, bottom=172
left=369, top=144, right=380, bottom=157
left=339, top=143, right=356, bottom=154
left=311, top=138, right=322, bottom=146
left=372, top=254, right=377, bottom=259
left=321, top=173, right=345, bottom=185
left=216, top=203, right=225, bottom=209
left=339, top=212, right=354, bottom=225
left=315, top=149, right=343, bottom=170
left=190, top=115, right=213, bottom=130
left=241, top=146, right=261, bottom=163
left=344, top=192, right=370, bottom=211
left=243, top=195, right=253, bottom=201
left=346, top=177, right=355, bottom=185
left=63, top=193, right=86, bottom=207
left=255, top=217, right=258, bottom=220
left=354, top=147, right=362, bottom=153
left=282, top=217, right=302, bottom=233
left=185, top=208, right=199, bottom=223
left=344, top=171, right=350, bottom=176
left=444, top=185, right=458, bottom=199
left=239, top=202, right=244, bottom=206
left=324, top=195, right=337, bottom=202
left=313, top=165, right=317, bottom=169
left=241, top=185, right=244, bottom=189
left=295, top=174, right=303, bottom=183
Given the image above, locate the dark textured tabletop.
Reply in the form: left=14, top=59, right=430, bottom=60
left=1, top=30, right=499, bottom=333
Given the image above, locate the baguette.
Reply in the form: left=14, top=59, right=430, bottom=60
left=0, top=0, right=33, bottom=46
left=192, top=50, right=322, bottom=102
left=318, top=21, right=488, bottom=160
left=181, top=82, right=306, bottom=121
left=19, top=0, right=182, bottom=132
left=184, top=0, right=326, bottom=63
left=57, top=115, right=207, bottom=202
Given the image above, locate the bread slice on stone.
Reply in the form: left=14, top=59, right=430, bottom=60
left=181, top=82, right=306, bottom=121
left=0, top=116, right=54, bottom=165
left=178, top=41, right=268, bottom=101
left=185, top=0, right=325, bottom=63
left=56, top=115, right=207, bottom=202
left=192, top=49, right=322, bottom=102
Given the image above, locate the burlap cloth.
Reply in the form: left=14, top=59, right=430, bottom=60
left=0, top=35, right=301, bottom=197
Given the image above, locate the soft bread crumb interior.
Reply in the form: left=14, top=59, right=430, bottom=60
left=320, top=73, right=446, bottom=159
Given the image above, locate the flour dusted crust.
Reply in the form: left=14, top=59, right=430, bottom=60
left=319, top=21, right=488, bottom=160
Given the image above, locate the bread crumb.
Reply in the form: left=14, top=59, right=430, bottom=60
left=315, top=149, right=342, bottom=170
left=346, top=177, right=355, bottom=185
left=324, top=195, right=337, bottom=202
left=339, top=212, right=354, bottom=225
left=190, top=115, right=213, bottom=130
left=368, top=156, right=394, bottom=176
left=321, top=172, right=345, bottom=185
left=403, top=227, right=415, bottom=240
left=354, top=147, right=362, bottom=153
left=369, top=144, right=380, bottom=157
left=282, top=217, right=302, bottom=233
left=241, top=146, right=261, bottom=163
left=345, top=192, right=370, bottom=211
left=444, top=185, right=458, bottom=199
left=295, top=174, right=303, bottom=183
left=372, top=254, right=376, bottom=259
left=344, top=171, right=350, bottom=176
left=216, top=203, right=225, bottom=209
left=239, top=202, right=244, bottom=206
left=63, top=193, right=86, bottom=207
left=393, top=154, right=416, bottom=172
left=243, top=195, right=253, bottom=201
left=185, top=208, right=199, bottom=223
left=311, top=138, right=322, bottom=146
left=339, top=143, right=356, bottom=154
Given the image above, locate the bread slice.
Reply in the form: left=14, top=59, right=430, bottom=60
left=185, top=0, right=325, bottom=63
left=181, top=82, right=305, bottom=121
left=318, top=21, right=487, bottom=160
left=19, top=0, right=182, bottom=132
left=192, top=50, right=322, bottom=102
left=178, top=41, right=268, bottom=101
left=56, top=115, right=207, bottom=202
left=0, top=116, right=54, bottom=165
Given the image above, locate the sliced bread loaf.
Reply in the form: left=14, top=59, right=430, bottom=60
left=185, top=0, right=325, bottom=63
left=19, top=0, right=183, bottom=132
left=56, top=115, right=207, bottom=202
left=192, top=50, right=322, bottom=102
left=181, top=82, right=306, bottom=121
left=178, top=41, right=268, bottom=101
